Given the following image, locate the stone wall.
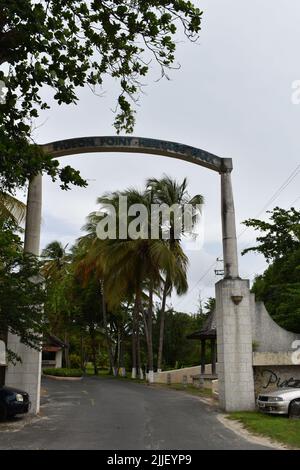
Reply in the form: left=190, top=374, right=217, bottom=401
left=154, top=365, right=206, bottom=384
left=251, top=300, right=300, bottom=352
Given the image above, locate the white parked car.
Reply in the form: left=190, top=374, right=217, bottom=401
left=257, top=386, right=300, bottom=416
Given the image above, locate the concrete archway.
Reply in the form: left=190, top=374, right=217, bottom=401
left=6, top=136, right=255, bottom=413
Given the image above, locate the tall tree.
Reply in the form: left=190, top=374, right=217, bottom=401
left=0, top=217, right=46, bottom=365
left=0, top=1, right=202, bottom=192
left=146, top=175, right=203, bottom=371
left=243, top=207, right=300, bottom=333
left=42, top=240, right=72, bottom=366
left=242, top=207, right=300, bottom=261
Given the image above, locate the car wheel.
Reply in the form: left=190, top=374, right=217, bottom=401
left=0, top=404, right=7, bottom=421
left=288, top=399, right=300, bottom=418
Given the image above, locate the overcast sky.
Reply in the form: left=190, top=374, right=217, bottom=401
left=20, top=0, right=300, bottom=313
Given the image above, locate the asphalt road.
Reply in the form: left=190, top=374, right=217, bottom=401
left=0, top=377, right=269, bottom=450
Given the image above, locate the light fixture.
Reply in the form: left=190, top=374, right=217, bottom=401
left=231, top=295, right=243, bottom=305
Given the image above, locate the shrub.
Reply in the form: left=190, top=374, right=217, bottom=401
left=69, top=354, right=82, bottom=369
left=43, top=368, right=83, bottom=377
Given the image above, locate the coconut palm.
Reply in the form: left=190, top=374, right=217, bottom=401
left=95, top=187, right=190, bottom=381
left=0, top=192, right=26, bottom=224
left=41, top=241, right=72, bottom=366
left=146, top=175, right=204, bottom=372
left=41, top=241, right=70, bottom=279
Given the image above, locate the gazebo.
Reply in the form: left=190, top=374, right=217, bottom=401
left=187, top=309, right=217, bottom=377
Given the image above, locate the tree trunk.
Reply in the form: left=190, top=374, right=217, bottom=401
left=101, top=282, right=115, bottom=374
left=119, top=329, right=126, bottom=377
left=80, top=333, right=85, bottom=371
left=136, top=318, right=144, bottom=380
left=146, top=284, right=154, bottom=383
left=113, top=336, right=118, bottom=376
left=131, top=288, right=141, bottom=379
left=90, top=328, right=98, bottom=375
left=64, top=331, right=70, bottom=368
left=157, top=279, right=169, bottom=372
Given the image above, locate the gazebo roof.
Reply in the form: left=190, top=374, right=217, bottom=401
left=43, top=334, right=68, bottom=349
left=187, top=309, right=217, bottom=340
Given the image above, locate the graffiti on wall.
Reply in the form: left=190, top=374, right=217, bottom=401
left=262, top=369, right=300, bottom=389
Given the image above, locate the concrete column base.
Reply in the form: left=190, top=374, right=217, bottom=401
left=216, top=278, right=255, bottom=412
left=5, top=333, right=41, bottom=414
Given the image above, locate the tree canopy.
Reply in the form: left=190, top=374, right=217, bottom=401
left=243, top=207, right=300, bottom=333
left=0, top=1, right=202, bottom=192
left=242, top=207, right=300, bottom=261
left=0, top=217, right=46, bottom=362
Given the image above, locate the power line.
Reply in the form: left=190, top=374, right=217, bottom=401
left=237, top=163, right=300, bottom=239
left=173, top=259, right=217, bottom=310
left=173, top=162, right=300, bottom=310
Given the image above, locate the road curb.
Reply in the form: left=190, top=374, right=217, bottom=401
left=42, top=375, right=83, bottom=381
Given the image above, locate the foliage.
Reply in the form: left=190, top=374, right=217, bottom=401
left=43, top=367, right=83, bottom=377
left=43, top=176, right=205, bottom=377
left=0, top=1, right=202, bottom=192
left=243, top=207, right=300, bottom=333
left=155, top=309, right=203, bottom=369
left=0, top=217, right=46, bottom=361
left=252, top=248, right=300, bottom=332
left=69, top=353, right=82, bottom=369
left=242, top=207, right=300, bottom=262
left=0, top=192, right=26, bottom=224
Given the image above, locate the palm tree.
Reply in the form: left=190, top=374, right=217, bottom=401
left=41, top=241, right=71, bottom=366
left=146, top=175, right=204, bottom=372
left=0, top=192, right=26, bottom=224
left=41, top=241, right=70, bottom=278
left=95, top=187, right=190, bottom=382
left=74, top=181, right=196, bottom=382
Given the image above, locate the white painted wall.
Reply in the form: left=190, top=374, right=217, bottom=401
left=55, top=350, right=63, bottom=369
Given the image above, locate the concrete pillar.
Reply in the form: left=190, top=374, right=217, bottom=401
left=24, top=174, right=43, bottom=254
left=215, top=278, right=255, bottom=411
left=6, top=175, right=43, bottom=414
left=220, top=170, right=239, bottom=279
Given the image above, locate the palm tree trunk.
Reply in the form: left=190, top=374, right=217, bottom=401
left=136, top=319, right=144, bottom=380
left=64, top=331, right=70, bottom=368
left=131, top=289, right=141, bottom=379
left=101, top=282, right=115, bottom=375
left=119, top=329, right=126, bottom=377
left=113, top=337, right=118, bottom=376
left=157, top=279, right=169, bottom=372
left=90, top=328, right=98, bottom=375
left=80, top=333, right=85, bottom=371
left=146, top=283, right=154, bottom=383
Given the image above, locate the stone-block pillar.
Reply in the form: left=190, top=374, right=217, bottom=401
left=216, top=278, right=255, bottom=411
left=6, top=334, right=41, bottom=414
left=5, top=175, right=42, bottom=414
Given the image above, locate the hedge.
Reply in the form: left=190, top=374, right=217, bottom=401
left=43, top=368, right=83, bottom=377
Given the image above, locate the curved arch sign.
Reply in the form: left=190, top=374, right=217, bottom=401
left=42, top=136, right=232, bottom=173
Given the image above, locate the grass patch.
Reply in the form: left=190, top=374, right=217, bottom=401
left=43, top=368, right=83, bottom=377
left=228, top=411, right=300, bottom=449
